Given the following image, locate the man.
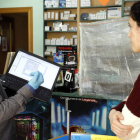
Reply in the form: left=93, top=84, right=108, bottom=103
left=0, top=71, right=44, bottom=140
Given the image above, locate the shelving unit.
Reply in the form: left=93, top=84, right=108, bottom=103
left=43, top=5, right=78, bottom=60
left=122, top=0, right=139, bottom=17
left=44, top=20, right=77, bottom=22
left=43, top=0, right=124, bottom=61
left=43, top=0, right=138, bottom=98
left=80, top=5, right=122, bottom=8
left=45, top=31, right=77, bottom=32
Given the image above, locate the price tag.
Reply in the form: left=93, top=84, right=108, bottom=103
left=65, top=71, right=72, bottom=82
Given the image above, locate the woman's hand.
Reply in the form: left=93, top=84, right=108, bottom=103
left=109, top=109, right=133, bottom=137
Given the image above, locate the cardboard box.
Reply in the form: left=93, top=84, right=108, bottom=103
left=60, top=12, right=64, bottom=20
left=69, top=14, right=76, bottom=17
left=45, top=50, right=52, bottom=55
left=47, top=12, right=51, bottom=20
left=66, top=2, right=72, bottom=7
left=44, top=12, right=48, bottom=20
left=81, top=2, right=86, bottom=7
left=107, top=7, right=121, bottom=19
left=61, top=25, right=69, bottom=31
left=74, top=38, right=77, bottom=45
left=60, top=40, right=64, bottom=45
left=56, top=39, right=61, bottom=45
left=45, top=39, right=51, bottom=45
left=71, top=3, right=77, bottom=7
left=51, top=12, right=55, bottom=20
left=54, top=27, right=61, bottom=31
left=64, top=39, right=68, bottom=45
left=45, top=26, right=51, bottom=31
left=86, top=2, right=91, bottom=6
left=68, top=17, right=76, bottom=20
left=55, top=12, right=60, bottom=20
left=59, top=0, right=66, bottom=7
left=115, top=0, right=122, bottom=5
left=51, top=39, right=56, bottom=45
left=63, top=17, right=69, bottom=20
left=52, top=0, right=59, bottom=7
left=45, top=0, right=52, bottom=7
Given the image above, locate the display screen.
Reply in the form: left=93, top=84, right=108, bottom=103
left=9, top=51, right=60, bottom=90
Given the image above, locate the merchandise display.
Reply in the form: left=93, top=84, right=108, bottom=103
left=13, top=99, right=51, bottom=140
left=79, top=17, right=140, bottom=100
left=14, top=114, right=43, bottom=140
left=51, top=95, right=121, bottom=138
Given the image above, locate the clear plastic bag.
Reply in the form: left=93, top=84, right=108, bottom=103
left=79, top=17, right=140, bottom=100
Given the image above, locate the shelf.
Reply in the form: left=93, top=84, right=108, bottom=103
left=45, top=31, right=77, bottom=32
left=44, top=20, right=77, bottom=22
left=80, top=5, right=122, bottom=8
left=125, top=0, right=139, bottom=1
left=45, top=45, right=77, bottom=47
left=44, top=7, right=77, bottom=10
left=44, top=55, right=53, bottom=57
left=52, top=91, right=122, bottom=101
left=80, top=19, right=105, bottom=21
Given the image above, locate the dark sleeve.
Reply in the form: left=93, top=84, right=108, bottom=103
left=111, top=101, right=126, bottom=112
left=0, top=85, right=33, bottom=124
left=126, top=74, right=140, bottom=117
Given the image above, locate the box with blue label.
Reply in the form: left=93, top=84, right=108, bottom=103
left=107, top=7, right=121, bottom=19
left=59, top=0, right=66, bottom=7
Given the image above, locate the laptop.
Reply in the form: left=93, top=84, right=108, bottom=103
left=2, top=48, right=62, bottom=102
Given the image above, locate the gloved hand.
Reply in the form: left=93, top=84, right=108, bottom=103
left=28, top=71, right=44, bottom=90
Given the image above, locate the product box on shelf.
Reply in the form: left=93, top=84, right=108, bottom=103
left=68, top=17, right=76, bottom=20
left=115, top=0, right=122, bottom=5
left=44, top=12, right=48, bottom=20
left=55, top=12, right=60, bottom=20
left=59, top=0, right=66, bottom=7
left=107, top=7, right=121, bottom=19
left=52, top=0, right=59, bottom=7
left=66, top=2, right=72, bottom=7
left=45, top=39, right=51, bottom=45
left=45, top=26, right=51, bottom=31
left=45, top=0, right=52, bottom=7
left=51, top=12, right=55, bottom=20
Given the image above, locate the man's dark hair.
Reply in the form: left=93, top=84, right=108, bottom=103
left=130, top=1, right=140, bottom=26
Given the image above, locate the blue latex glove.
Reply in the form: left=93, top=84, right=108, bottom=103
left=28, top=71, right=44, bottom=90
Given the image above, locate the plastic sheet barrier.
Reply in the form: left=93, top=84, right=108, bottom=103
left=79, top=17, right=140, bottom=100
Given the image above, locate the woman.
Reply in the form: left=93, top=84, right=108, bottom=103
left=109, top=1, right=140, bottom=139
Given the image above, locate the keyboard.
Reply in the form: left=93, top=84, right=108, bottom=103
left=35, top=87, right=51, bottom=102
left=2, top=76, right=27, bottom=91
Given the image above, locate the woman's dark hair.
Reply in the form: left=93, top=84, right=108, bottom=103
left=130, top=1, right=140, bottom=26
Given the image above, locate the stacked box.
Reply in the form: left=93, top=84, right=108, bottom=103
left=52, top=0, right=59, bottom=7
left=71, top=0, right=77, bottom=7
left=45, top=0, right=52, bottom=7
left=59, top=0, right=66, bottom=7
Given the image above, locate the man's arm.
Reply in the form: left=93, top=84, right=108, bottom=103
left=0, top=71, right=44, bottom=124
left=0, top=85, right=32, bottom=124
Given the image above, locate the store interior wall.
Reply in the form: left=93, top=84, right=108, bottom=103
left=0, top=0, right=44, bottom=56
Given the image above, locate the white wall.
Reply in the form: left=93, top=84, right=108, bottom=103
left=0, top=0, right=44, bottom=56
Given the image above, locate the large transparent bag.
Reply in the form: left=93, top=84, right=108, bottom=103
left=79, top=17, right=140, bottom=100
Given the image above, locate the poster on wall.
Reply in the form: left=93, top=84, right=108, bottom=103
left=51, top=96, right=107, bottom=138
left=2, top=37, right=7, bottom=51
